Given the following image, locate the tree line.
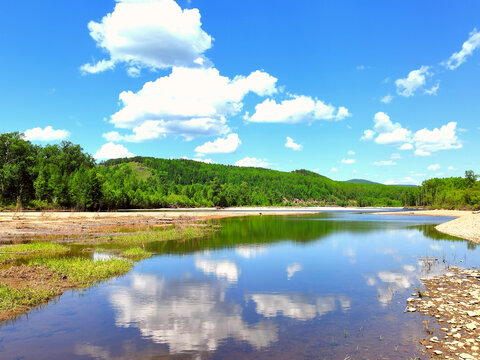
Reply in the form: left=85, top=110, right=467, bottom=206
left=0, top=132, right=478, bottom=210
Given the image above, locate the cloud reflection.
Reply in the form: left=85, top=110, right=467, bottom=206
left=250, top=294, right=351, bottom=321
left=286, top=263, right=303, bottom=280
left=195, top=258, right=240, bottom=283
left=109, top=274, right=277, bottom=355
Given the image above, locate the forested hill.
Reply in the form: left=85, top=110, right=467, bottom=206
left=100, top=156, right=415, bottom=208
left=1, top=132, right=478, bottom=210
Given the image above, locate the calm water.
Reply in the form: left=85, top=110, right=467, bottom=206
left=1, top=212, right=479, bottom=360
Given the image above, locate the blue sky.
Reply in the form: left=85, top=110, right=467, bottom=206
left=1, top=0, right=479, bottom=185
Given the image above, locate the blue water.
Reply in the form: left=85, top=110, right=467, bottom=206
left=0, top=212, right=478, bottom=359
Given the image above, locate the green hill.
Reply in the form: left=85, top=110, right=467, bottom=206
left=2, top=132, right=478, bottom=211
left=345, top=179, right=382, bottom=185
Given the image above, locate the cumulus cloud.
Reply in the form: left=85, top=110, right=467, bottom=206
left=367, top=112, right=412, bottom=146
left=347, top=150, right=355, bottom=155
left=94, top=142, right=134, bottom=160
left=360, top=129, right=375, bottom=141
left=427, top=164, right=440, bottom=171
left=414, top=149, right=431, bottom=157
left=395, top=66, right=430, bottom=97
left=380, top=94, right=393, bottom=104
left=413, top=122, right=462, bottom=152
left=341, top=158, right=355, bottom=164
left=235, top=157, right=270, bottom=168
left=444, top=29, right=480, bottom=70
left=23, top=126, right=70, bottom=142
left=108, top=67, right=277, bottom=140
left=247, top=95, right=350, bottom=123
left=330, top=167, right=338, bottom=172
left=399, top=143, right=413, bottom=150
left=373, top=160, right=396, bottom=166
left=362, top=113, right=462, bottom=155
left=285, top=136, right=303, bottom=151
left=195, top=133, right=241, bottom=155
left=81, top=0, right=213, bottom=74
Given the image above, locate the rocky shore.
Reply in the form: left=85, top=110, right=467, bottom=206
left=406, top=266, right=480, bottom=359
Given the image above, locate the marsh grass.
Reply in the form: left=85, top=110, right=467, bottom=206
left=121, top=247, right=152, bottom=260
left=0, top=243, right=70, bottom=264
left=0, top=284, right=57, bottom=312
left=101, top=225, right=214, bottom=245
left=0, top=242, right=68, bottom=254
left=29, top=258, right=133, bottom=287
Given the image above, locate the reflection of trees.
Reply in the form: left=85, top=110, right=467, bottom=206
left=147, top=214, right=414, bottom=255
left=108, top=274, right=278, bottom=355
left=409, top=224, right=476, bottom=249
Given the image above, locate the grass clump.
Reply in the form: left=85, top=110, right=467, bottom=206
left=0, top=284, right=57, bottom=313
left=121, top=247, right=152, bottom=260
left=107, top=225, right=213, bottom=245
left=29, top=258, right=133, bottom=287
left=0, top=242, right=68, bottom=254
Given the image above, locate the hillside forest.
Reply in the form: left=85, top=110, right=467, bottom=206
left=0, top=132, right=479, bottom=211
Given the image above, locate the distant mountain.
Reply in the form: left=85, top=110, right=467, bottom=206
left=345, top=179, right=382, bottom=185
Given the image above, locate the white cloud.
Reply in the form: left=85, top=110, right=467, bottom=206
left=347, top=150, right=355, bottom=155
left=395, top=66, right=430, bottom=97
left=235, top=157, right=270, bottom=168
left=414, top=149, right=431, bottom=157
left=247, top=95, right=350, bottom=123
left=390, top=153, right=401, bottom=159
left=427, top=164, right=440, bottom=171
left=413, top=122, right=462, bottom=152
left=360, top=129, right=375, bottom=141
left=109, top=67, right=277, bottom=140
left=94, top=142, right=134, bottom=160
left=399, top=143, right=413, bottom=150
left=448, top=166, right=455, bottom=171
left=365, top=112, right=412, bottom=146
left=81, top=0, right=213, bottom=74
left=23, top=126, right=69, bottom=142
left=330, top=167, right=338, bottom=172
left=444, top=29, right=480, bottom=70
left=341, top=158, right=355, bottom=164
left=424, top=82, right=440, bottom=95
left=375, top=128, right=411, bottom=145
left=380, top=94, right=393, bottom=104
left=195, top=133, right=241, bottom=155
left=285, top=136, right=303, bottom=151
left=373, top=160, right=396, bottom=166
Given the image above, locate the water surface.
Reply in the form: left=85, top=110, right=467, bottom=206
left=1, top=212, right=478, bottom=359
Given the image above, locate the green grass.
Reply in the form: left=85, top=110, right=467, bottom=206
left=0, top=243, right=70, bottom=264
left=29, top=257, right=133, bottom=287
left=0, top=242, right=68, bottom=254
left=0, top=284, right=57, bottom=312
left=121, top=247, right=152, bottom=260
left=102, top=225, right=213, bottom=245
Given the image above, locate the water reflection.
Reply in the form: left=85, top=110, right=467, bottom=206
left=250, top=294, right=351, bottom=321
left=109, top=273, right=278, bottom=354
left=195, top=258, right=240, bottom=283
left=1, top=212, right=478, bottom=360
